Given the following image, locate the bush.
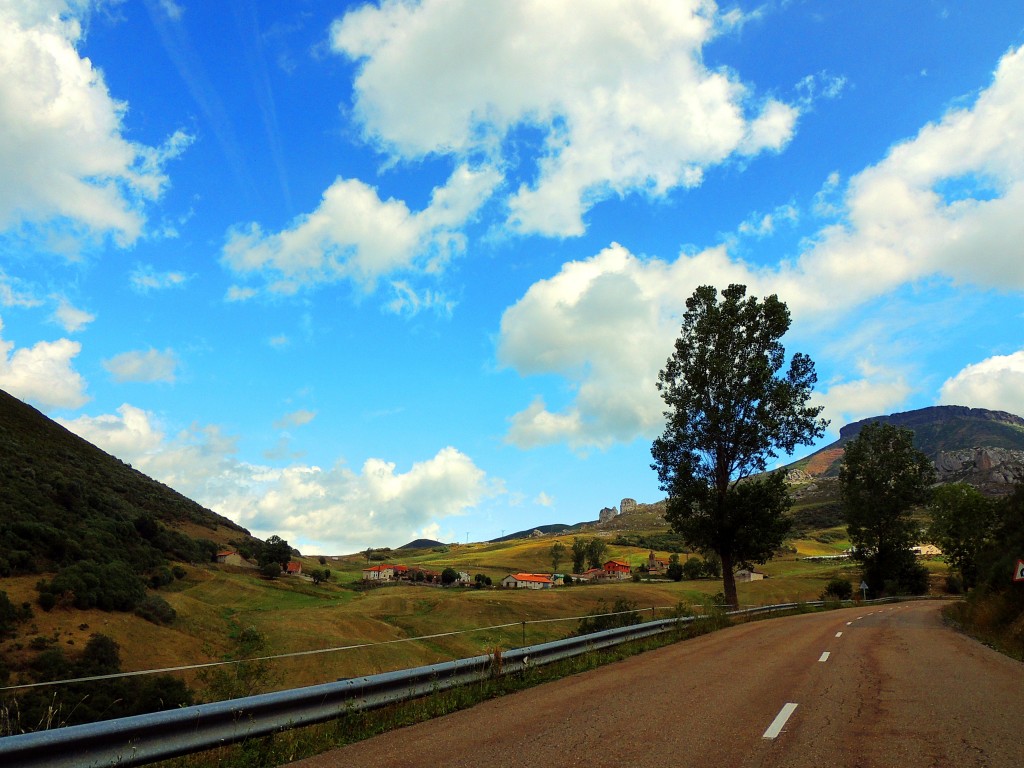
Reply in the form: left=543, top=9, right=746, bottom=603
left=134, top=595, right=177, bottom=625
left=441, top=567, right=458, bottom=585
left=576, top=598, right=642, bottom=635
left=821, top=578, right=853, bottom=601
left=171, top=565, right=187, bottom=580
left=682, top=558, right=703, bottom=580
left=563, top=574, right=573, bottom=585
left=945, top=574, right=963, bottom=595
left=38, top=561, right=146, bottom=612
left=260, top=562, right=281, bottom=579
left=149, top=567, right=174, bottom=589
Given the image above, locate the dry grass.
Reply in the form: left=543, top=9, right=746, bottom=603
left=2, top=536, right=863, bottom=702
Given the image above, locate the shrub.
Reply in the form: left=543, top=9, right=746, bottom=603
left=134, top=595, right=177, bottom=625
left=821, top=578, right=853, bottom=601
left=260, top=562, right=281, bottom=579
left=682, top=558, right=703, bottom=580
left=171, top=565, right=187, bottom=580
left=576, top=598, right=641, bottom=635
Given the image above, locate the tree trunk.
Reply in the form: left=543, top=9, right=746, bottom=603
left=721, top=551, right=738, bottom=609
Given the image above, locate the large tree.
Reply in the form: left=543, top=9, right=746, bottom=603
left=839, top=422, right=935, bottom=596
left=651, top=284, right=826, bottom=609
left=927, top=483, right=997, bottom=590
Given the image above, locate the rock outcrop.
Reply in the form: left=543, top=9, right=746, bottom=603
left=934, top=447, right=1024, bottom=494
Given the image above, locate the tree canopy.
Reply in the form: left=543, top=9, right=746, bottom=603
left=840, top=421, right=934, bottom=596
left=928, top=483, right=997, bottom=590
left=651, top=284, right=826, bottom=608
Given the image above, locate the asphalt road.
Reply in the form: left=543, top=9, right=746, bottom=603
left=288, top=601, right=1024, bottom=767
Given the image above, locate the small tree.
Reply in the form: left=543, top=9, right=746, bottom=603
left=260, top=562, right=281, bottom=579
left=259, top=535, right=292, bottom=569
left=550, top=541, right=566, bottom=572
left=652, top=284, right=826, bottom=608
left=585, top=538, right=607, bottom=570
left=571, top=537, right=588, bottom=573
left=666, top=553, right=684, bottom=581
left=927, top=483, right=997, bottom=590
left=199, top=626, right=278, bottom=701
left=441, top=567, right=459, bottom=586
left=840, top=422, right=934, bottom=596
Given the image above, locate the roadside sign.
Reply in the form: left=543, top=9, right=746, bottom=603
left=1014, top=560, right=1024, bottom=582
left=859, top=580, right=868, bottom=599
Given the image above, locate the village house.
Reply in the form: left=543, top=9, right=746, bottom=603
left=735, top=568, right=765, bottom=582
left=392, top=564, right=410, bottom=579
left=285, top=561, right=302, bottom=575
left=603, top=559, right=632, bottom=580
left=362, top=564, right=395, bottom=581
left=215, top=551, right=245, bottom=566
left=574, top=567, right=606, bottom=582
left=501, top=573, right=554, bottom=589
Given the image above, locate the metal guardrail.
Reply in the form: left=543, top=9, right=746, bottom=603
left=0, top=597, right=906, bottom=767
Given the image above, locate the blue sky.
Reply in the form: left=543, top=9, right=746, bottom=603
left=3, top=0, right=1024, bottom=554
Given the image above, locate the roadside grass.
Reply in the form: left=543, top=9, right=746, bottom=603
left=152, top=602, right=777, bottom=768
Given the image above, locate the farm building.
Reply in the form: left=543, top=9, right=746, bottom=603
left=735, top=569, right=765, bottom=582
left=502, top=573, right=554, bottom=589
left=362, top=564, right=395, bottom=581
left=215, top=551, right=245, bottom=566
left=603, top=559, right=632, bottom=579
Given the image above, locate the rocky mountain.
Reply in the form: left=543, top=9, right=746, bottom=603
left=790, top=405, right=1024, bottom=488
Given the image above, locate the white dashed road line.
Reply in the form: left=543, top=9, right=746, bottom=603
left=818, top=651, right=830, bottom=662
left=763, top=703, right=799, bottom=739
left=835, top=632, right=843, bottom=638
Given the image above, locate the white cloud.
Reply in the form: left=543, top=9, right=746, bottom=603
left=534, top=491, right=554, bottom=507
left=222, top=164, right=500, bottom=297
left=50, top=297, right=94, bottom=332
left=225, top=285, right=258, bottom=302
left=499, top=242, right=753, bottom=449
left=814, top=375, right=914, bottom=434
left=274, top=409, right=316, bottom=430
left=103, top=347, right=178, bottom=383
left=0, top=316, right=88, bottom=408
left=130, top=265, right=189, bottom=292
left=939, top=351, right=1024, bottom=418
left=331, top=0, right=798, bottom=237
left=0, top=271, right=40, bottom=307
left=60, top=404, right=496, bottom=553
left=498, top=45, right=1024, bottom=450
left=0, top=2, right=188, bottom=247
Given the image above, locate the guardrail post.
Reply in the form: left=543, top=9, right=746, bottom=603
left=521, top=621, right=526, bottom=647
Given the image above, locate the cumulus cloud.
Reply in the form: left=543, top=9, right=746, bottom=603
left=498, top=44, right=1024, bottom=450
left=60, top=404, right=495, bottom=552
left=0, top=2, right=189, bottom=247
left=499, top=243, right=753, bottom=449
left=939, top=351, right=1024, bottom=418
left=0, top=317, right=88, bottom=408
left=331, top=0, right=798, bottom=237
left=51, top=297, right=94, bottom=332
left=103, top=348, right=178, bottom=383
left=222, top=164, right=500, bottom=296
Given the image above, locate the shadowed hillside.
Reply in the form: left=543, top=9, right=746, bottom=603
left=0, top=388, right=254, bottom=576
